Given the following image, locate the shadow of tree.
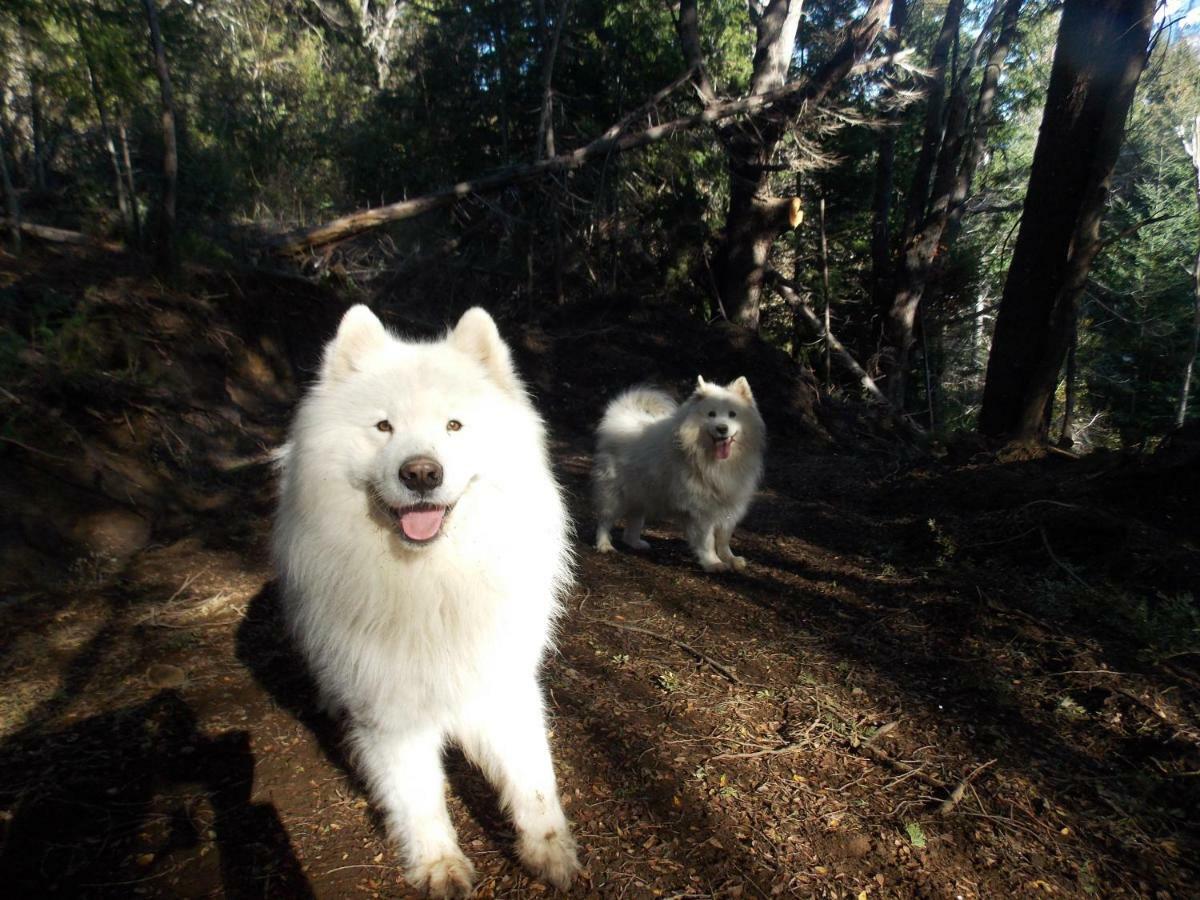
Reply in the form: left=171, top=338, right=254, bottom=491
left=0, top=689, right=312, bottom=898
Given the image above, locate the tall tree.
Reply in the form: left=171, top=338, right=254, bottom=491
left=897, top=0, right=963, bottom=250
left=0, top=130, right=19, bottom=253
left=880, top=0, right=1024, bottom=408
left=867, top=0, right=909, bottom=337
left=1178, top=114, right=1200, bottom=428
left=682, top=0, right=890, bottom=330
left=142, top=0, right=177, bottom=272
left=709, top=0, right=806, bottom=331
left=74, top=9, right=133, bottom=239
left=979, top=0, right=1155, bottom=443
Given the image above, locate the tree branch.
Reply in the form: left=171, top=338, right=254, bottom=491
left=268, top=5, right=902, bottom=255
left=767, top=270, right=927, bottom=439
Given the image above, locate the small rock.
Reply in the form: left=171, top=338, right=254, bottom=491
left=147, top=664, right=186, bottom=688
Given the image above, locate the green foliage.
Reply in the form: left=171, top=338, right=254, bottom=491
left=1080, top=38, right=1200, bottom=445
left=2, top=0, right=1197, bottom=448
left=904, top=821, right=927, bottom=848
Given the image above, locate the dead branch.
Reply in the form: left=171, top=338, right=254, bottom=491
left=0, top=218, right=125, bottom=253
left=938, top=758, right=997, bottom=815
left=267, top=34, right=912, bottom=254
left=767, top=271, right=928, bottom=440
left=1038, top=526, right=1090, bottom=590
left=591, top=618, right=740, bottom=684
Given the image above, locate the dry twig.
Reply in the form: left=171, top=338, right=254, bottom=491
left=591, top=618, right=740, bottom=683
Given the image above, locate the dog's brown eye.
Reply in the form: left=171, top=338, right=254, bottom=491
left=729, top=411, right=737, bottom=418
left=376, top=420, right=392, bottom=433
left=708, top=411, right=716, bottom=417
left=447, top=419, right=462, bottom=432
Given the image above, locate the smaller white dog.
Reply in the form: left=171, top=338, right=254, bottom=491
left=592, top=376, right=765, bottom=572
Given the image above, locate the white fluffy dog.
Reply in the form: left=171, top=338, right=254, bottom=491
left=592, top=376, right=765, bottom=572
left=273, top=305, right=579, bottom=897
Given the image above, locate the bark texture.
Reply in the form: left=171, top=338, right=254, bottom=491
left=868, top=0, right=909, bottom=331
left=709, top=0, right=890, bottom=331
left=979, top=0, right=1155, bottom=442
left=880, top=0, right=1022, bottom=407
left=0, top=134, right=19, bottom=253
left=143, top=0, right=178, bottom=272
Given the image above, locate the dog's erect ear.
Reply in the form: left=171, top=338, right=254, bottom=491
left=695, top=375, right=710, bottom=394
left=728, top=376, right=755, bottom=404
left=449, top=307, right=522, bottom=394
left=324, top=305, right=388, bottom=381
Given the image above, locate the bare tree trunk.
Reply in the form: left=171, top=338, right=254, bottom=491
left=536, top=0, right=573, bottom=305
left=868, top=0, right=909, bottom=335
left=536, top=0, right=572, bottom=161
left=1178, top=115, right=1200, bottom=428
left=818, top=196, right=831, bottom=384
left=712, top=0, right=806, bottom=332
left=881, top=0, right=1022, bottom=408
left=898, top=0, right=962, bottom=247
left=22, top=34, right=48, bottom=193
left=704, top=0, right=890, bottom=330
left=76, top=15, right=132, bottom=236
left=877, top=0, right=962, bottom=403
left=980, top=0, right=1155, bottom=444
left=0, top=132, right=19, bottom=253
left=117, top=117, right=142, bottom=247
left=1180, top=265, right=1200, bottom=427
left=676, top=0, right=717, bottom=103
left=493, top=8, right=511, bottom=161
left=1060, top=308, right=1078, bottom=445
left=944, top=0, right=1024, bottom=247
left=142, top=0, right=178, bottom=272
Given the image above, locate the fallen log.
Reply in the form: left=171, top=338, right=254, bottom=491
left=0, top=218, right=125, bottom=253
left=267, top=44, right=912, bottom=255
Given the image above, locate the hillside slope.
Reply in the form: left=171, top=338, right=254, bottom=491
left=0, top=246, right=1197, bottom=898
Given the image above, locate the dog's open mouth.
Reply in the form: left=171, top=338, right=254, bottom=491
left=392, top=502, right=450, bottom=543
left=713, top=436, right=734, bottom=460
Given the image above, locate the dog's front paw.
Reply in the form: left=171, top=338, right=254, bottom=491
left=409, top=852, right=475, bottom=898
left=596, top=535, right=615, bottom=553
left=518, top=827, right=580, bottom=890
left=729, top=555, right=748, bottom=572
left=699, top=558, right=729, bottom=573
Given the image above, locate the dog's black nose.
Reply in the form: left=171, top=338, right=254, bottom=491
left=399, top=457, right=443, bottom=492
left=715, top=423, right=729, bottom=436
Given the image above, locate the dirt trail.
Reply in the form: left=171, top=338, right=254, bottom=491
left=1, top=247, right=1197, bottom=898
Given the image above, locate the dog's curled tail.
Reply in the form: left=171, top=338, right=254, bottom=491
left=596, top=387, right=676, bottom=439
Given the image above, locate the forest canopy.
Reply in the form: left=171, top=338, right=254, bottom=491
left=2, top=0, right=1199, bottom=448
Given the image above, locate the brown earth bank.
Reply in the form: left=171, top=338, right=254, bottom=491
left=0, top=245, right=1197, bottom=898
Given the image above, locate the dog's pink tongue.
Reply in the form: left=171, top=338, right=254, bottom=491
left=714, top=438, right=733, bottom=460
left=399, top=507, right=446, bottom=541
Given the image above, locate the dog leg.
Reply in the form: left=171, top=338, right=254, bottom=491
left=595, top=520, right=615, bottom=553
left=686, top=521, right=726, bottom=572
left=457, top=685, right=580, bottom=890
left=622, top=511, right=651, bottom=550
left=715, top=523, right=747, bottom=572
left=351, top=723, right=474, bottom=898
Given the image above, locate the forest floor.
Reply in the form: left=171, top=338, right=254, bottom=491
left=1, top=245, right=1198, bottom=899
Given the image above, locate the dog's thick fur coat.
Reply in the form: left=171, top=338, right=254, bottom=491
left=592, top=376, right=765, bottom=572
left=273, top=305, right=578, bottom=897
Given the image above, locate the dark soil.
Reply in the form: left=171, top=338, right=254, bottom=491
left=1, top=246, right=1197, bottom=898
